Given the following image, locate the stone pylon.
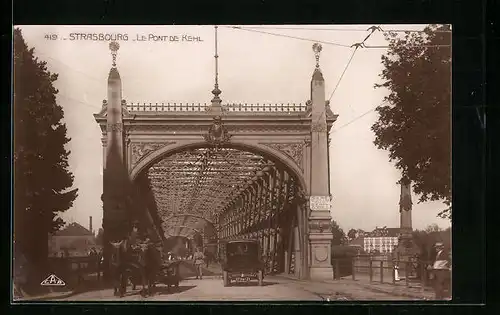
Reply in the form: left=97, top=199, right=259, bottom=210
left=101, top=42, right=129, bottom=280
left=308, top=43, right=334, bottom=280
left=102, top=42, right=130, bottom=240
left=395, top=179, right=419, bottom=259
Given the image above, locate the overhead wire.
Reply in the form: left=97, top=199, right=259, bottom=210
left=235, top=26, right=451, bottom=34
left=327, top=25, right=382, bottom=106
left=310, top=26, right=381, bottom=127
left=363, top=44, right=451, bottom=49
left=34, top=51, right=104, bottom=84
left=327, top=49, right=357, bottom=102
left=57, top=93, right=102, bottom=111
left=329, top=100, right=389, bottom=135
left=221, top=25, right=352, bottom=47
left=226, top=25, right=451, bottom=50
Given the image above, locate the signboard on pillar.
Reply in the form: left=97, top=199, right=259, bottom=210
left=309, top=195, right=332, bottom=219
left=309, top=195, right=331, bottom=211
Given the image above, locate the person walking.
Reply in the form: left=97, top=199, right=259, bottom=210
left=204, top=248, right=211, bottom=268
left=432, top=242, right=451, bottom=299
left=193, top=247, right=205, bottom=280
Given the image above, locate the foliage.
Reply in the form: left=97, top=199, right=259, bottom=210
left=14, top=28, right=78, bottom=265
left=372, top=24, right=452, bottom=219
left=412, top=224, right=451, bottom=261
left=331, top=245, right=359, bottom=257
left=330, top=220, right=348, bottom=246
left=347, top=228, right=357, bottom=241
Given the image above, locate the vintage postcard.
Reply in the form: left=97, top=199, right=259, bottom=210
left=12, top=24, right=451, bottom=302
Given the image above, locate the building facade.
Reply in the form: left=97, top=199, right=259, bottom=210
left=362, top=227, right=401, bottom=254
left=48, top=221, right=96, bottom=257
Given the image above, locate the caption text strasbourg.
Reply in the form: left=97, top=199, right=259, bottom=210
left=45, top=33, right=203, bottom=42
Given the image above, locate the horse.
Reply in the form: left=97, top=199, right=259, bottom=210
left=109, top=239, right=130, bottom=297
left=127, top=243, right=148, bottom=295
left=128, top=240, right=162, bottom=296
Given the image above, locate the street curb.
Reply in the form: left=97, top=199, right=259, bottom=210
left=355, top=284, right=431, bottom=300
left=274, top=275, right=432, bottom=300
left=330, top=280, right=432, bottom=300
left=14, top=290, right=77, bottom=302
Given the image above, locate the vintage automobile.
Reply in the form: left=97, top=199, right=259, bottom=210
left=221, top=240, right=265, bottom=287
left=157, top=260, right=181, bottom=290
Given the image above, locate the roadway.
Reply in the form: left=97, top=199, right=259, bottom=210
left=20, top=262, right=424, bottom=301
left=54, top=276, right=324, bottom=301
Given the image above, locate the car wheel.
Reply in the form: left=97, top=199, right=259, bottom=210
left=258, top=270, right=264, bottom=286
left=223, top=271, right=229, bottom=287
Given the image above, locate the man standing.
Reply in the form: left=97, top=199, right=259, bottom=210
left=193, top=247, right=205, bottom=280
left=432, top=242, right=451, bottom=299
left=204, top=248, right=211, bottom=268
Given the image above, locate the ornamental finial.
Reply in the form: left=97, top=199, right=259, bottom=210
left=312, top=43, right=322, bottom=69
left=211, top=25, right=222, bottom=106
left=109, top=41, right=120, bottom=68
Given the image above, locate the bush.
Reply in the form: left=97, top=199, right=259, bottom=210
left=331, top=245, right=358, bottom=278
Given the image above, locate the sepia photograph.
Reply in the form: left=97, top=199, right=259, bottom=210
left=12, top=24, right=451, bottom=302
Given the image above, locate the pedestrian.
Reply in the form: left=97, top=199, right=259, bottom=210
left=431, top=242, right=451, bottom=299
left=204, top=248, right=210, bottom=268
left=193, top=247, right=205, bottom=280
left=394, top=263, right=400, bottom=281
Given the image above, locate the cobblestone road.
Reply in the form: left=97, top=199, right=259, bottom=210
left=54, top=277, right=322, bottom=301
left=16, top=262, right=431, bottom=302
left=49, top=275, right=423, bottom=301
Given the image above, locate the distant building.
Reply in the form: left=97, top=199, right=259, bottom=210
left=48, top=219, right=96, bottom=257
left=347, top=236, right=365, bottom=254
left=363, top=227, right=401, bottom=254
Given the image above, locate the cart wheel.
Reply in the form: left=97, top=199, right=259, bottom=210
left=258, top=270, right=264, bottom=286
left=223, top=271, right=229, bottom=287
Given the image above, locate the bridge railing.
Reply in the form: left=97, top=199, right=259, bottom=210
left=125, top=102, right=308, bottom=113
left=332, top=256, right=442, bottom=291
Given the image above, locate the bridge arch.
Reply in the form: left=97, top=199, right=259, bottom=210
left=96, top=41, right=336, bottom=281
left=129, top=140, right=308, bottom=194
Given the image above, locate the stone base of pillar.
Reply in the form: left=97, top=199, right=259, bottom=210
left=308, top=238, right=333, bottom=281
left=309, top=266, right=333, bottom=281
left=308, top=214, right=334, bottom=281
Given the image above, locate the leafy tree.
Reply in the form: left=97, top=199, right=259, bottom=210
left=347, top=228, right=357, bottom=241
left=424, top=223, right=442, bottom=233
left=371, top=24, right=452, bottom=219
left=330, top=220, right=348, bottom=246
left=13, top=28, right=78, bottom=267
left=412, top=225, right=451, bottom=261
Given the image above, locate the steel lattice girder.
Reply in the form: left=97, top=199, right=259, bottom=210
left=218, top=171, right=298, bottom=241
left=147, top=147, right=275, bottom=238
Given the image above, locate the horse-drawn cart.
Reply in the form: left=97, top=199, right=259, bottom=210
left=157, top=260, right=181, bottom=290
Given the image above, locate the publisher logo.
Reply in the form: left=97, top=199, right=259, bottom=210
left=40, top=274, right=66, bottom=286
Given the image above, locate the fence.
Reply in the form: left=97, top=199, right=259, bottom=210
left=331, top=255, right=437, bottom=290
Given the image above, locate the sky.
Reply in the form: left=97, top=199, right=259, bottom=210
left=17, top=24, right=451, bottom=234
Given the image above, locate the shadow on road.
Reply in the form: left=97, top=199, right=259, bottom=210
left=177, top=261, right=221, bottom=278
left=152, top=285, right=196, bottom=296
left=227, top=281, right=278, bottom=287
